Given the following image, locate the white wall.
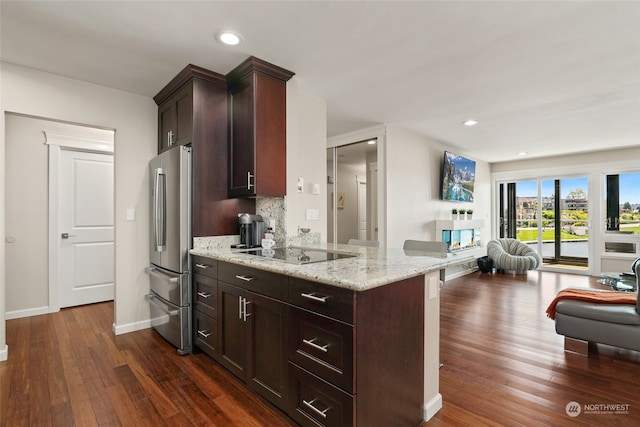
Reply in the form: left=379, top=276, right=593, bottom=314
left=4, top=115, right=116, bottom=318
left=1, top=62, right=157, bottom=360
left=285, top=77, right=327, bottom=240
left=385, top=125, right=491, bottom=250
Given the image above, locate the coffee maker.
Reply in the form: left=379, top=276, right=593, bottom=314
left=237, top=213, right=265, bottom=248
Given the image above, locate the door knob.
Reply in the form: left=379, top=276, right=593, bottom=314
left=61, top=233, right=76, bottom=239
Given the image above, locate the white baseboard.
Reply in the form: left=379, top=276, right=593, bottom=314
left=5, top=306, right=50, bottom=320
left=423, top=393, right=443, bottom=421
left=0, top=344, right=8, bottom=362
left=112, top=319, right=151, bottom=335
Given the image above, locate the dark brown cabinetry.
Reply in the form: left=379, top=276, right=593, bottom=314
left=227, top=57, right=294, bottom=198
left=287, top=275, right=425, bottom=427
left=192, top=257, right=425, bottom=427
left=154, top=64, right=254, bottom=236
left=157, top=83, right=193, bottom=152
left=217, top=262, right=289, bottom=408
left=192, top=256, right=218, bottom=358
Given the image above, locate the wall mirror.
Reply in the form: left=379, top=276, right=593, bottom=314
left=327, top=139, right=378, bottom=244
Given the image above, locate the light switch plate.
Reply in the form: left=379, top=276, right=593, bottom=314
left=126, top=208, right=136, bottom=221
left=306, top=208, right=319, bottom=220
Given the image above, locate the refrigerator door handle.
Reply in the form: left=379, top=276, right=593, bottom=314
left=145, top=266, right=179, bottom=283
left=145, top=293, right=179, bottom=316
left=153, top=167, right=167, bottom=252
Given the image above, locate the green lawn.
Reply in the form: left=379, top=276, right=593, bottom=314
left=517, top=229, right=588, bottom=241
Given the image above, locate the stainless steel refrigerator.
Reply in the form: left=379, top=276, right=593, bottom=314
left=145, top=145, right=192, bottom=354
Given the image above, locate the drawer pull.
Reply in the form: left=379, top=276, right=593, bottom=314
left=195, top=263, right=209, bottom=269
left=300, top=292, right=328, bottom=303
left=197, top=291, right=212, bottom=299
left=302, top=338, right=329, bottom=353
left=235, top=274, right=255, bottom=282
left=197, top=329, right=212, bottom=338
left=302, top=398, right=330, bottom=419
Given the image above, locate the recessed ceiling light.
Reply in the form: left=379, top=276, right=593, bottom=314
left=367, top=139, right=376, bottom=145
left=217, top=31, right=243, bottom=46
left=462, top=119, right=478, bottom=126
left=518, top=152, right=528, bottom=156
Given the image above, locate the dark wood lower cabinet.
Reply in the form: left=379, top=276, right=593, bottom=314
left=218, top=281, right=247, bottom=379
left=193, top=260, right=425, bottom=427
left=247, top=291, right=288, bottom=408
left=288, top=364, right=354, bottom=427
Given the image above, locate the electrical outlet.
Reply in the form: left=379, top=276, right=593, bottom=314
left=306, top=208, right=319, bottom=220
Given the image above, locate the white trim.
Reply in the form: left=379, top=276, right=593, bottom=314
left=48, top=134, right=115, bottom=313
left=0, top=345, right=7, bottom=362
left=5, top=306, right=50, bottom=320
left=423, top=393, right=443, bottom=421
left=327, top=124, right=386, bottom=148
left=112, top=320, right=151, bottom=336
left=45, top=130, right=114, bottom=153
left=48, top=144, right=61, bottom=312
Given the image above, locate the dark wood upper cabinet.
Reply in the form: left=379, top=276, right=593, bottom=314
left=154, top=64, right=254, bottom=237
left=227, top=57, right=294, bottom=198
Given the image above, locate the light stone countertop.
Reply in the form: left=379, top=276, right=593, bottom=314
left=190, top=242, right=475, bottom=291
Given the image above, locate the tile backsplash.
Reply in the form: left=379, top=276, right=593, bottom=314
left=194, top=197, right=321, bottom=249
left=256, top=197, right=286, bottom=246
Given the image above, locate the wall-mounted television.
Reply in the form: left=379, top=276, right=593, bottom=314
left=441, top=151, right=476, bottom=202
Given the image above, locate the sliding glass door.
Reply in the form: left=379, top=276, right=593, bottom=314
left=499, top=176, right=589, bottom=266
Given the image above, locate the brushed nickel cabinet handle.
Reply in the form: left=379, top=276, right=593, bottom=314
left=302, top=398, right=329, bottom=419
left=235, top=274, right=255, bottom=282
left=300, top=292, right=328, bottom=303
left=247, top=171, right=254, bottom=190
left=195, top=263, right=209, bottom=269
left=302, top=338, right=329, bottom=353
left=197, top=291, right=212, bottom=299
left=197, top=329, right=212, bottom=338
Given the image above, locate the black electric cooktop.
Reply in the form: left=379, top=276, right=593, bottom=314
left=242, top=247, right=357, bottom=264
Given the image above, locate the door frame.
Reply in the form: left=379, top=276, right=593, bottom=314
left=327, top=125, right=386, bottom=247
left=46, top=131, right=114, bottom=312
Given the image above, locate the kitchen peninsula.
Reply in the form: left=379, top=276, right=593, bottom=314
left=190, top=242, right=474, bottom=426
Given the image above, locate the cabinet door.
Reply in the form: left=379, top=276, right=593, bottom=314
left=228, top=74, right=256, bottom=197
left=247, top=291, right=288, bottom=408
left=174, top=84, right=193, bottom=146
left=218, top=281, right=248, bottom=380
left=158, top=100, right=176, bottom=152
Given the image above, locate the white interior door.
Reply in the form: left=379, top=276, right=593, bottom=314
left=59, top=149, right=114, bottom=308
left=357, top=178, right=367, bottom=240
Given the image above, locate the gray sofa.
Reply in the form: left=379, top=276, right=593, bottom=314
left=554, top=261, right=640, bottom=352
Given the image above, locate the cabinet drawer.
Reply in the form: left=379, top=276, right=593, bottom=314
left=288, top=363, right=353, bottom=427
left=219, top=262, right=288, bottom=300
left=289, top=278, right=355, bottom=324
left=194, top=310, right=218, bottom=358
left=193, top=256, right=217, bottom=279
left=193, top=274, right=217, bottom=318
left=289, top=308, right=354, bottom=393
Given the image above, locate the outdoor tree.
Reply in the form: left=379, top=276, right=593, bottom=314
left=623, top=201, right=632, bottom=210
left=567, top=188, right=587, bottom=200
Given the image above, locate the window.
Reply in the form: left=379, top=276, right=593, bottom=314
left=606, top=172, right=640, bottom=234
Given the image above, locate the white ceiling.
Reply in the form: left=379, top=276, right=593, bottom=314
left=1, top=1, right=639, bottom=163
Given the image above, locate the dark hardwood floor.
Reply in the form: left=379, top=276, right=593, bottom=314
left=428, top=270, right=640, bottom=427
left=1, top=270, right=638, bottom=426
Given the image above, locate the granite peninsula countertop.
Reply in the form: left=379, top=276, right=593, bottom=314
left=190, top=242, right=475, bottom=291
